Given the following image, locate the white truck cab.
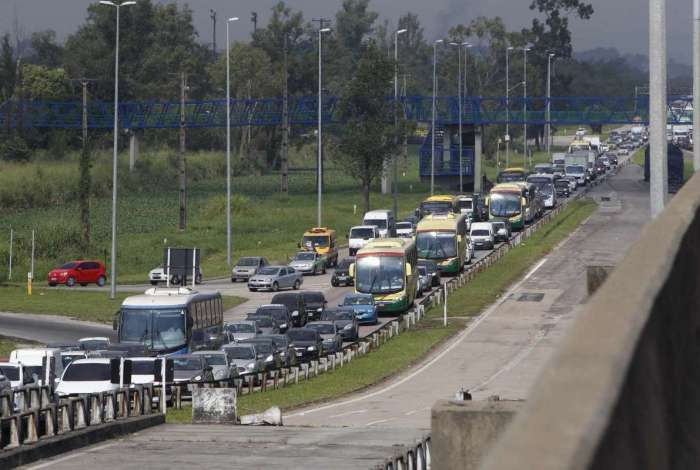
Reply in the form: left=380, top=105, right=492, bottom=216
left=348, top=225, right=379, bottom=256
left=10, top=348, right=64, bottom=388
left=362, top=210, right=396, bottom=238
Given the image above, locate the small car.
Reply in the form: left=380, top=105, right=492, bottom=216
left=48, top=260, right=107, bottom=287
left=238, top=338, right=282, bottom=371
left=231, top=256, right=269, bottom=283
left=221, top=343, right=264, bottom=377
left=149, top=265, right=202, bottom=285
left=417, top=259, right=441, bottom=286
left=172, top=355, right=215, bottom=386
left=304, top=322, right=343, bottom=354
left=244, top=315, right=279, bottom=335
left=396, top=221, right=415, bottom=238
left=555, top=179, right=571, bottom=198
left=270, top=293, right=307, bottom=327
left=252, top=304, right=293, bottom=332
left=490, top=220, right=511, bottom=243
left=321, top=307, right=359, bottom=341
left=301, top=291, right=327, bottom=322
left=331, top=257, right=355, bottom=287
left=55, top=358, right=120, bottom=397
left=248, top=266, right=303, bottom=292
left=258, top=334, right=298, bottom=368
left=286, top=328, right=323, bottom=361
left=0, top=362, right=35, bottom=388
left=340, top=293, right=378, bottom=325
left=289, top=251, right=326, bottom=275
left=193, top=351, right=239, bottom=382
left=224, top=320, right=259, bottom=342
left=417, top=266, right=431, bottom=296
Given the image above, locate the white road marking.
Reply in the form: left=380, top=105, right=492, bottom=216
left=365, top=418, right=394, bottom=427
left=330, top=409, right=368, bottom=418
left=286, top=258, right=549, bottom=419
left=404, top=410, right=418, bottom=416
left=25, top=442, right=118, bottom=469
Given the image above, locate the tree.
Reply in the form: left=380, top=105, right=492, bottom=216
left=527, top=0, right=594, bottom=60
left=20, top=64, right=70, bottom=100
left=0, top=34, right=15, bottom=100
left=29, top=30, right=64, bottom=68
left=333, top=42, right=399, bottom=212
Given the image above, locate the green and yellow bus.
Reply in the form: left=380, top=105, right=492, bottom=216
left=419, top=195, right=459, bottom=217
left=415, top=213, right=469, bottom=275
left=351, top=238, right=418, bottom=314
left=496, top=167, right=529, bottom=184
left=487, top=183, right=527, bottom=230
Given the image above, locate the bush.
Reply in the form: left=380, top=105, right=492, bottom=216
left=0, top=135, right=32, bottom=162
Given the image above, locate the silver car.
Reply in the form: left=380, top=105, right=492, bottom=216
left=304, top=321, right=343, bottom=354
left=221, top=343, right=264, bottom=377
left=248, top=266, right=303, bottom=292
left=193, top=351, right=238, bottom=382
left=417, top=266, right=431, bottom=296
left=224, top=320, right=258, bottom=342
left=289, top=251, right=326, bottom=275
left=231, top=256, right=269, bottom=283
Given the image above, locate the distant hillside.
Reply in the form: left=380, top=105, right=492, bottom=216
left=574, top=47, right=691, bottom=80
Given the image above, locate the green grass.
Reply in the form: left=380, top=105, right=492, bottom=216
left=0, top=284, right=245, bottom=322
left=0, top=338, right=19, bottom=358
left=427, top=199, right=597, bottom=320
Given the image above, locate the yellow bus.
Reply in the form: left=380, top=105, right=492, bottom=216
left=351, top=238, right=418, bottom=314
left=496, top=167, right=528, bottom=184
left=415, top=213, right=469, bottom=275
left=419, top=195, right=458, bottom=217
left=487, top=183, right=527, bottom=230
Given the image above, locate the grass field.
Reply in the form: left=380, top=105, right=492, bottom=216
left=0, top=284, right=245, bottom=322
left=0, top=338, right=19, bottom=358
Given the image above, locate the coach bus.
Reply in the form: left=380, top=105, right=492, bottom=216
left=415, top=213, right=469, bottom=275
left=487, top=183, right=528, bottom=230
left=419, top=195, right=459, bottom=218
left=114, top=287, right=224, bottom=355
left=351, top=238, right=418, bottom=314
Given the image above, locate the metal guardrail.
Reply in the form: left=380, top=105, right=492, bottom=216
left=374, top=435, right=432, bottom=470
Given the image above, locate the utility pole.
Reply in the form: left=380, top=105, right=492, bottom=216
left=210, top=10, right=217, bottom=60
left=78, top=78, right=96, bottom=247
left=251, top=12, right=258, bottom=34
left=694, top=0, right=700, bottom=171
left=393, top=28, right=407, bottom=218
left=179, top=71, right=187, bottom=230
left=313, top=18, right=331, bottom=227
left=523, top=47, right=530, bottom=167
left=281, top=34, right=289, bottom=193
left=650, top=0, right=668, bottom=217
left=546, top=53, right=555, bottom=155
left=505, top=46, right=513, bottom=168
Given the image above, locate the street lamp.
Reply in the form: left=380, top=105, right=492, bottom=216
left=431, top=39, right=444, bottom=196
left=505, top=46, right=514, bottom=168
left=100, top=0, right=136, bottom=299
left=522, top=47, right=531, bottom=167
left=317, top=26, right=331, bottom=227
left=546, top=53, right=555, bottom=154
left=393, top=28, right=407, bottom=219
left=225, top=16, right=239, bottom=269
left=449, top=41, right=471, bottom=193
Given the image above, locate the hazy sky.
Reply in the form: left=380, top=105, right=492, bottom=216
left=0, top=0, right=694, bottom=63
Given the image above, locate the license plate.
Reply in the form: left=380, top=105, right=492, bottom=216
left=296, top=352, right=303, bottom=357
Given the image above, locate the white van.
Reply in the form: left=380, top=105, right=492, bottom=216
left=10, top=348, right=64, bottom=387
left=348, top=225, right=379, bottom=256
left=362, top=210, right=396, bottom=238
left=470, top=222, right=495, bottom=250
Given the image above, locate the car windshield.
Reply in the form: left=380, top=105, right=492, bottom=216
left=287, top=330, right=317, bottom=341
left=246, top=342, right=272, bottom=354
left=416, top=232, right=457, bottom=259
left=418, top=267, right=427, bottom=276
left=225, top=323, right=255, bottom=333
left=343, top=296, right=372, bottom=306
left=173, top=358, right=202, bottom=371
left=303, top=236, right=329, bottom=247
left=472, top=230, right=490, bottom=236
left=457, top=199, right=473, bottom=210
left=364, top=218, right=387, bottom=229
left=254, top=317, right=273, bottom=327
left=350, top=228, right=375, bottom=238
left=492, top=223, right=504, bottom=230
left=131, top=361, right=155, bottom=375
left=62, top=363, right=111, bottom=382
left=497, top=171, right=526, bottom=183
left=60, top=262, right=77, bottom=269
left=200, top=354, right=227, bottom=366
left=237, top=258, right=259, bottom=266
left=0, top=365, right=19, bottom=381
left=355, top=255, right=405, bottom=294
left=119, top=308, right=186, bottom=352
left=224, top=347, right=254, bottom=360
left=257, top=267, right=280, bottom=276
left=540, top=184, right=554, bottom=196
left=304, top=293, right=325, bottom=303
left=555, top=181, right=569, bottom=188
left=490, top=193, right=521, bottom=218
left=61, top=354, right=86, bottom=368
left=322, top=310, right=353, bottom=320
left=295, top=252, right=316, bottom=261
left=566, top=165, right=585, bottom=174
left=306, top=324, right=335, bottom=334
left=79, top=339, right=109, bottom=351
left=396, top=222, right=412, bottom=230
left=338, top=258, right=354, bottom=269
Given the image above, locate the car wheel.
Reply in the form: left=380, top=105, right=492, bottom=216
left=196, top=273, right=203, bottom=284
left=67, top=277, right=76, bottom=287
left=331, top=280, right=338, bottom=287
left=231, top=277, right=236, bottom=283
left=97, top=276, right=106, bottom=287
left=322, top=265, right=326, bottom=275
left=48, top=282, right=57, bottom=287
left=248, top=288, right=257, bottom=292
left=293, top=280, right=300, bottom=290
left=272, top=282, right=279, bottom=292
left=150, top=281, right=158, bottom=286
left=80, top=283, right=88, bottom=287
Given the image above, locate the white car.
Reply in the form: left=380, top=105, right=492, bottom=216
left=348, top=225, right=379, bottom=256
left=55, top=358, right=119, bottom=397
left=470, top=222, right=495, bottom=250
left=395, top=221, right=415, bottom=238
left=149, top=266, right=203, bottom=285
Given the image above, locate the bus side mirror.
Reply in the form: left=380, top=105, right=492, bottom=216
left=405, top=263, right=412, bottom=277
left=112, top=311, right=121, bottom=331
left=349, top=263, right=355, bottom=278
left=187, top=316, right=194, bottom=329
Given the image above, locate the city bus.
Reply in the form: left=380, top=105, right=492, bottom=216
left=487, top=183, right=527, bottom=230
left=113, top=287, right=224, bottom=355
left=350, top=238, right=418, bottom=314
left=496, top=167, right=528, bottom=183
left=419, top=195, right=458, bottom=217
left=415, top=213, right=469, bottom=275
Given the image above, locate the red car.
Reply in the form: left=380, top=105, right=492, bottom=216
left=48, top=260, right=107, bottom=287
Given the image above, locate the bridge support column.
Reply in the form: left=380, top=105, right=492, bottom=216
left=474, top=127, right=483, bottom=194
left=129, top=131, right=139, bottom=172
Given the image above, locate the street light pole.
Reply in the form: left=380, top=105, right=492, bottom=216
left=225, top=17, right=239, bottom=269
left=523, top=47, right=530, bottom=168
left=546, top=53, right=555, bottom=155
left=393, top=28, right=407, bottom=219
left=450, top=41, right=470, bottom=194
left=650, top=0, right=668, bottom=217
left=317, top=26, right=331, bottom=227
left=431, top=39, right=443, bottom=196
left=505, top=46, right=514, bottom=168
left=100, top=0, right=136, bottom=299
left=694, top=0, right=700, bottom=171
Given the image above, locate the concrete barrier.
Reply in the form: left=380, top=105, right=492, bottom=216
left=192, top=388, right=237, bottom=425
left=480, top=171, right=700, bottom=470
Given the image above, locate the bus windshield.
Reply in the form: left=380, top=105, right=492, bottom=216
left=420, top=202, right=452, bottom=215
left=416, top=232, right=457, bottom=259
left=490, top=193, right=522, bottom=218
left=456, top=199, right=473, bottom=211
left=119, top=308, right=186, bottom=352
left=355, top=256, right=405, bottom=294
left=497, top=171, right=526, bottom=183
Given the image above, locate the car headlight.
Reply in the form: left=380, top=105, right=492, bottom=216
left=316, top=308, right=323, bottom=312
left=292, top=311, right=299, bottom=316
left=215, top=370, right=226, bottom=379
left=265, top=355, right=273, bottom=362
left=193, top=375, right=202, bottom=381
left=280, top=323, right=288, bottom=329
left=246, top=362, right=256, bottom=370
left=343, top=324, right=353, bottom=330
left=307, top=346, right=316, bottom=351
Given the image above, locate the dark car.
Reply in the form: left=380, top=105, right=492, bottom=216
left=331, top=257, right=355, bottom=287
left=260, top=334, right=297, bottom=367
left=286, top=328, right=323, bottom=361
left=305, top=322, right=344, bottom=355
left=554, top=179, right=571, bottom=198
left=244, top=315, right=279, bottom=335
left=320, top=307, right=359, bottom=341
left=251, top=304, right=292, bottom=332
left=270, top=293, right=307, bottom=327
left=238, top=338, right=283, bottom=371
left=172, top=355, right=214, bottom=385
left=301, top=291, right=327, bottom=322
left=417, top=259, right=441, bottom=286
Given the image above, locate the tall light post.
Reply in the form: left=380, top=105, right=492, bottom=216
left=449, top=41, right=470, bottom=193
left=505, top=46, right=514, bottom=167
left=650, top=0, right=668, bottom=217
left=393, top=28, right=407, bottom=218
left=100, top=0, right=136, bottom=299
left=522, top=47, right=530, bottom=167
left=431, top=39, right=444, bottom=196
left=694, top=0, right=700, bottom=172
left=225, top=17, right=239, bottom=269
left=546, top=53, right=555, bottom=154
left=317, top=26, right=331, bottom=227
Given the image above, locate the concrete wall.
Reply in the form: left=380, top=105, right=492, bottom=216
left=479, top=171, right=700, bottom=470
